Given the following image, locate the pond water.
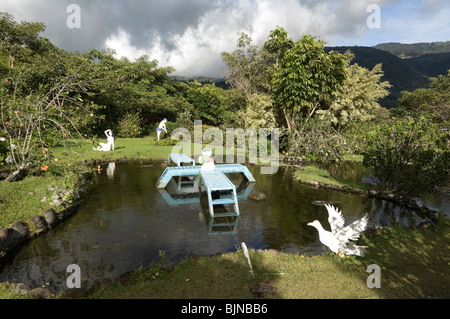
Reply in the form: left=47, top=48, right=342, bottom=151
left=0, top=161, right=443, bottom=294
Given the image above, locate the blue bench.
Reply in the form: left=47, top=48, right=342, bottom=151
left=200, top=169, right=240, bottom=217
left=168, top=153, right=195, bottom=167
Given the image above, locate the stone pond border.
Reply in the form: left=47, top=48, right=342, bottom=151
left=0, top=156, right=444, bottom=298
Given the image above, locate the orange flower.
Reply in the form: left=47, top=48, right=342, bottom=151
left=41, top=166, right=48, bottom=171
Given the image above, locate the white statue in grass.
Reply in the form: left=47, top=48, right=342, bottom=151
left=93, top=129, right=115, bottom=151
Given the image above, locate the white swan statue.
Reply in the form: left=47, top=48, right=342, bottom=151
left=307, top=204, right=369, bottom=257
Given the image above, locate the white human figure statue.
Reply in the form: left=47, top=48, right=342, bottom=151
left=157, top=118, right=168, bottom=141
left=199, top=148, right=215, bottom=171
left=93, top=129, right=115, bottom=151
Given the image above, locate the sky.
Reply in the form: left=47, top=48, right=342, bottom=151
left=1, top=0, right=449, bottom=78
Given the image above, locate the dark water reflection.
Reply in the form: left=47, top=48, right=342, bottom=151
left=0, top=161, right=440, bottom=293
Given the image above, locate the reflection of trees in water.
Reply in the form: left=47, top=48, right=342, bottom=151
left=366, top=198, right=429, bottom=229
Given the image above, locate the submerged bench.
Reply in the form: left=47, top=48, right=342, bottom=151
left=156, top=163, right=256, bottom=189
left=168, top=153, right=195, bottom=167
left=200, top=169, right=240, bottom=217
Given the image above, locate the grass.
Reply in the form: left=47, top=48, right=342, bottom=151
left=92, top=251, right=380, bottom=299
left=90, top=215, right=450, bottom=299
left=295, top=166, right=373, bottom=192
left=51, top=136, right=176, bottom=163
left=0, top=174, right=77, bottom=229
left=343, top=154, right=364, bottom=162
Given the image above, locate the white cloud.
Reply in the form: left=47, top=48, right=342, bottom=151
left=105, top=29, right=149, bottom=61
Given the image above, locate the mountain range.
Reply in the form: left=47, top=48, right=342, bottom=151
left=325, top=42, right=450, bottom=108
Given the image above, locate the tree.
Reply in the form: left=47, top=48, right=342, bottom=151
left=363, top=117, right=449, bottom=194
left=394, top=70, right=450, bottom=126
left=82, top=49, right=179, bottom=131
left=239, top=93, right=277, bottom=131
left=185, top=81, right=232, bottom=126
left=0, top=12, right=49, bottom=69
left=317, top=54, right=391, bottom=127
left=221, top=33, right=267, bottom=104
left=262, top=26, right=294, bottom=69
left=269, top=34, right=347, bottom=132
left=1, top=65, right=100, bottom=181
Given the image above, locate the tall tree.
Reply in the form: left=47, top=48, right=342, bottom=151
left=0, top=12, right=48, bottom=69
left=269, top=34, right=347, bottom=132
left=317, top=53, right=392, bottom=127
left=221, top=33, right=267, bottom=104
left=394, top=70, right=450, bottom=126
left=263, top=26, right=294, bottom=69
left=1, top=65, right=101, bottom=181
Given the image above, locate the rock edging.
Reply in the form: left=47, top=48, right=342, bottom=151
left=0, top=172, right=92, bottom=261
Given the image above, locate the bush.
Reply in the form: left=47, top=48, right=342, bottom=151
left=363, top=117, right=449, bottom=195
left=117, top=113, right=143, bottom=138
left=286, top=118, right=349, bottom=161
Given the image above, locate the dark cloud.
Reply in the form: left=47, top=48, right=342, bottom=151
left=1, top=0, right=217, bottom=52
left=1, top=0, right=449, bottom=77
left=92, top=0, right=218, bottom=50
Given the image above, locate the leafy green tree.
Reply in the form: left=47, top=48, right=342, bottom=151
left=317, top=54, right=391, bottom=127
left=394, top=70, right=450, bottom=126
left=269, top=34, right=347, bottom=132
left=239, top=93, right=277, bottom=130
left=263, top=26, right=294, bottom=69
left=1, top=68, right=101, bottom=181
left=363, top=117, right=449, bottom=194
left=221, top=33, right=268, bottom=104
left=82, top=49, right=179, bottom=132
left=0, top=12, right=49, bottom=69
left=185, top=81, right=232, bottom=126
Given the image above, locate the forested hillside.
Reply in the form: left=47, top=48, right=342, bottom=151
left=373, top=41, right=450, bottom=58
left=325, top=45, right=450, bottom=108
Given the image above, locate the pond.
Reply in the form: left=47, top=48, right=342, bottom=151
left=0, top=160, right=442, bottom=294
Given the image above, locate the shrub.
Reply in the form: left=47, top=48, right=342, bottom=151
left=286, top=118, right=349, bottom=161
left=117, top=113, right=143, bottom=138
left=362, top=117, right=449, bottom=195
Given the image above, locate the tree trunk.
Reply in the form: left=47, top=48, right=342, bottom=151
left=5, top=162, right=32, bottom=182
left=282, top=108, right=291, bottom=131
left=8, top=54, right=15, bottom=69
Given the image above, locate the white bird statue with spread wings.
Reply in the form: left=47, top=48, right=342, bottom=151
left=307, top=204, right=369, bottom=257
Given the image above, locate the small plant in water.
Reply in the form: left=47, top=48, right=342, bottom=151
left=159, top=250, right=169, bottom=265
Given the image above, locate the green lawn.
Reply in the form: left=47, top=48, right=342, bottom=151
left=294, top=166, right=373, bottom=192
